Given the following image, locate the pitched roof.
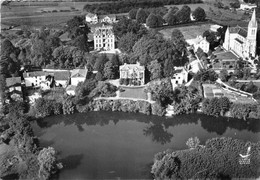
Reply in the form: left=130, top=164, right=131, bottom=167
left=99, top=14, right=117, bottom=20
left=71, top=69, right=88, bottom=78
left=85, top=12, right=97, bottom=18
left=229, top=25, right=248, bottom=38
left=94, top=25, right=114, bottom=36
left=23, top=71, right=46, bottom=78
left=54, top=71, right=70, bottom=81
left=120, top=63, right=145, bottom=71
left=66, top=85, right=76, bottom=91
left=6, top=77, right=21, bottom=87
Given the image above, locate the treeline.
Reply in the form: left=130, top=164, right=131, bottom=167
left=0, top=102, right=61, bottom=179
left=202, top=97, right=260, bottom=120
left=83, top=0, right=202, bottom=15
left=152, top=137, right=260, bottom=179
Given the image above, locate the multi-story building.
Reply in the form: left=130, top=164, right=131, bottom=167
left=93, top=25, right=115, bottom=51
left=223, top=9, right=257, bottom=58
left=119, top=62, right=145, bottom=85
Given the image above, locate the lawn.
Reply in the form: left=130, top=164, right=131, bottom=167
left=159, top=23, right=212, bottom=40
left=119, top=86, right=147, bottom=100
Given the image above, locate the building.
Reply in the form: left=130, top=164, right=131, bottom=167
left=188, top=36, right=210, bottom=53
left=66, top=85, right=76, bottom=96
left=210, top=24, right=222, bottom=32
left=85, top=13, right=98, bottom=24
left=99, top=14, right=117, bottom=24
left=223, top=9, right=257, bottom=58
left=170, top=67, right=189, bottom=90
left=93, top=25, right=115, bottom=51
left=54, top=71, right=70, bottom=87
left=240, top=3, right=257, bottom=10
left=70, top=69, right=88, bottom=86
left=23, top=71, right=46, bottom=87
left=5, top=77, right=23, bottom=102
left=119, top=62, right=145, bottom=85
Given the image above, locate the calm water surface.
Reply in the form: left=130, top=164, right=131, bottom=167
left=32, top=111, right=260, bottom=179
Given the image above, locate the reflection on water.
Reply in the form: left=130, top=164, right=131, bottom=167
left=32, top=111, right=260, bottom=179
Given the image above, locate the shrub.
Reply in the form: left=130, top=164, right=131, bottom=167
left=151, top=103, right=166, bottom=116
left=34, top=98, right=53, bottom=117
left=62, top=96, right=76, bottom=115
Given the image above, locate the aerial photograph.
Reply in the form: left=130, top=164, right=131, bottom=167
left=0, top=0, right=260, bottom=179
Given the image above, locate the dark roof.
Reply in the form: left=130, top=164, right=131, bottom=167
left=23, top=71, right=45, bottom=78
left=229, top=25, right=248, bottom=38
left=235, top=38, right=244, bottom=44
left=54, top=71, right=70, bottom=81
left=6, top=77, right=21, bottom=87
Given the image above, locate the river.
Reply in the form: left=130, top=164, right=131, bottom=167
left=31, top=111, right=260, bottom=179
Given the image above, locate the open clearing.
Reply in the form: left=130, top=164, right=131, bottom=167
left=119, top=86, right=147, bottom=100
left=159, top=23, right=212, bottom=40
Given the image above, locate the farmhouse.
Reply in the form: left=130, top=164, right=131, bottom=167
left=93, top=25, right=115, bottom=51
left=85, top=12, right=98, bottom=24
left=187, top=36, right=210, bottom=53
left=5, top=77, right=23, bottom=101
left=223, top=9, right=257, bottom=58
left=70, top=69, right=88, bottom=86
left=119, top=62, right=145, bottom=85
left=23, top=71, right=46, bottom=87
left=171, top=67, right=189, bottom=90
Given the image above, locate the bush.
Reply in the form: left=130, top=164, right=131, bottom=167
left=62, top=96, right=76, bottom=115
left=151, top=103, right=166, bottom=116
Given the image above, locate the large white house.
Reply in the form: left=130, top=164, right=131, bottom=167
left=119, top=62, right=145, bottom=85
left=240, top=3, right=257, bottom=10
left=223, top=9, right=257, bottom=58
left=93, top=25, right=115, bottom=51
left=171, top=67, right=189, bottom=90
left=188, top=35, right=210, bottom=53
left=99, top=14, right=117, bottom=24
left=70, top=69, right=88, bottom=86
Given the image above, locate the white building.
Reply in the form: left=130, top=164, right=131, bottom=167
left=210, top=24, right=222, bottom=32
left=23, top=71, right=46, bottom=87
left=70, top=69, right=88, bottom=86
left=94, top=25, right=115, bottom=51
left=119, top=62, right=145, bottom=85
left=171, top=67, right=189, bottom=90
left=99, top=14, right=117, bottom=24
left=187, top=35, right=210, bottom=53
left=66, top=85, right=76, bottom=96
left=223, top=9, right=257, bottom=58
left=240, top=3, right=257, bottom=10
left=85, top=13, right=98, bottom=24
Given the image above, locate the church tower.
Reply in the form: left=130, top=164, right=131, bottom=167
left=223, top=27, right=230, bottom=50
left=245, top=9, right=258, bottom=58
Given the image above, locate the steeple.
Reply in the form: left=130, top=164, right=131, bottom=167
left=249, top=8, right=257, bottom=28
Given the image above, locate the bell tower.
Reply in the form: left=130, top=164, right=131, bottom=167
left=246, top=9, right=258, bottom=57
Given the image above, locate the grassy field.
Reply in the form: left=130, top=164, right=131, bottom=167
left=1, top=1, right=112, bottom=28
left=159, top=23, right=212, bottom=40
left=119, top=86, right=147, bottom=100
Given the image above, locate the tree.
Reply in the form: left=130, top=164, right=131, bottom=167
left=203, top=30, right=216, bottom=48
left=218, top=97, right=230, bottom=116
left=148, top=60, right=163, bottom=80
left=163, top=57, right=176, bottom=77
left=186, top=137, right=200, bottom=149
left=0, top=74, right=6, bottom=103
left=163, top=7, right=179, bottom=25
left=219, top=69, right=228, bottom=82
left=118, top=32, right=139, bottom=53
left=66, top=16, right=90, bottom=52
left=192, top=7, right=206, bottom=21
left=136, top=8, right=148, bottom=24
left=129, top=8, right=138, bottom=19
left=146, top=13, right=159, bottom=28
left=113, top=17, right=147, bottom=39
left=171, top=29, right=187, bottom=56
left=38, top=147, right=59, bottom=179
left=175, top=5, right=191, bottom=23
left=104, top=61, right=116, bottom=79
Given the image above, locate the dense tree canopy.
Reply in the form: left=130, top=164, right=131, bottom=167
left=146, top=13, right=164, bottom=28
left=192, top=7, right=206, bottom=21
left=118, top=32, right=139, bottom=53
left=136, top=8, right=148, bottom=24
left=175, top=5, right=191, bottom=23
